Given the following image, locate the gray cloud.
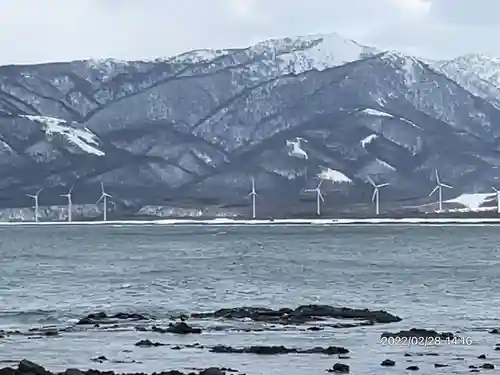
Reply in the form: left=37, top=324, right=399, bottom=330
left=0, top=0, right=499, bottom=66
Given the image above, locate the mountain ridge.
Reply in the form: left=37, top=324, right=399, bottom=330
left=1, top=32, right=500, bottom=220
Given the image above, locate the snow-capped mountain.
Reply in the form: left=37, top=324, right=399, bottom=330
left=1, top=33, right=500, bottom=219
left=432, top=53, right=500, bottom=109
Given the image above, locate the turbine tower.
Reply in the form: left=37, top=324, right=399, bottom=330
left=26, top=188, right=42, bottom=222
left=97, top=182, right=112, bottom=222
left=429, top=169, right=452, bottom=212
left=492, top=186, right=500, bottom=213
left=367, top=177, right=389, bottom=216
left=61, top=185, right=74, bottom=222
left=248, top=177, right=258, bottom=219
left=305, top=179, right=325, bottom=216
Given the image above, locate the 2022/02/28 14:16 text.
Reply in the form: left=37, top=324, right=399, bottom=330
left=380, top=336, right=473, bottom=347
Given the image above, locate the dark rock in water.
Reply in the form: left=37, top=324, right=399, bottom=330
left=406, top=366, right=419, bottom=371
left=495, top=346, right=500, bottom=351
left=192, top=304, right=400, bottom=325
left=77, top=312, right=149, bottom=325
left=18, top=360, right=50, bottom=375
left=434, top=364, right=448, bottom=368
left=481, top=363, right=495, bottom=369
left=489, top=328, right=500, bottom=334
left=199, top=369, right=225, bottom=375
left=6, top=360, right=234, bottom=375
left=63, top=369, right=85, bottom=375
left=27, top=327, right=59, bottom=337
left=0, top=367, right=16, bottom=375
left=478, top=354, right=486, bottom=359
left=210, top=345, right=348, bottom=355
left=381, top=328, right=454, bottom=339
left=404, top=353, right=412, bottom=357
left=339, top=356, right=350, bottom=359
left=327, top=363, right=350, bottom=373
left=166, top=322, right=202, bottom=334
left=307, top=326, right=323, bottom=331
left=381, top=359, right=395, bottom=367
left=135, top=339, right=165, bottom=347
left=90, top=356, right=107, bottom=363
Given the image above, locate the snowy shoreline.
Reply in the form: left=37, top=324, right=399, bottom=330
left=2, top=217, right=500, bottom=226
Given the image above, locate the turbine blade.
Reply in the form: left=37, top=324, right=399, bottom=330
left=493, top=186, right=498, bottom=193
left=96, top=196, right=103, bottom=204
left=435, top=169, right=440, bottom=184
left=367, top=176, right=375, bottom=187
left=440, top=183, right=453, bottom=189
left=377, top=183, right=390, bottom=188
left=429, top=186, right=439, bottom=197
left=372, top=189, right=377, bottom=202
left=37, top=188, right=43, bottom=195
left=317, top=179, right=324, bottom=188
left=318, top=192, right=325, bottom=202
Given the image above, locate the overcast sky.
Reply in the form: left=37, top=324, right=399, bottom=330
left=1, top=0, right=499, bottom=65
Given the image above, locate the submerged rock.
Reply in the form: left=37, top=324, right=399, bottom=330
left=381, top=359, right=395, bottom=367
left=210, top=345, right=348, bottom=355
left=192, top=304, right=401, bottom=325
left=77, top=312, right=149, bottom=325
left=166, top=322, right=202, bottom=334
left=135, top=339, right=165, bottom=347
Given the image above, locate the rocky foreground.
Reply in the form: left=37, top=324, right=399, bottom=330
left=0, top=360, right=232, bottom=375
left=2, top=305, right=500, bottom=373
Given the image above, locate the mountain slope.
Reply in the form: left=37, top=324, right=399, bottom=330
left=1, top=33, right=500, bottom=219
left=432, top=54, right=500, bottom=109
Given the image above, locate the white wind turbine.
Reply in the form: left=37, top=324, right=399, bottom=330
left=429, top=169, right=452, bottom=212
left=60, top=185, right=74, bottom=222
left=304, top=179, right=325, bottom=216
left=367, top=177, right=389, bottom=216
left=492, top=186, right=500, bottom=213
left=26, top=188, right=42, bottom=222
left=97, top=182, right=112, bottom=222
left=248, top=177, right=258, bottom=219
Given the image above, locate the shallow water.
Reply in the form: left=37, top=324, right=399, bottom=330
left=1, top=225, right=500, bottom=374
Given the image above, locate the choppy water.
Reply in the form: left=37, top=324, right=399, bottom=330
left=1, top=224, right=500, bottom=374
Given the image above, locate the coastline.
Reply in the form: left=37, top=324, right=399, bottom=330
left=2, top=217, right=500, bottom=226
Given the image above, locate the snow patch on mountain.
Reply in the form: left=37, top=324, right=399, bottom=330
left=286, top=137, right=308, bottom=159
left=21, top=115, right=105, bottom=156
left=376, top=158, right=396, bottom=171
left=362, top=108, right=393, bottom=117
left=318, top=168, right=352, bottom=184
left=360, top=134, right=379, bottom=148
left=445, top=192, right=495, bottom=210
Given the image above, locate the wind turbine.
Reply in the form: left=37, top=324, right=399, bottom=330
left=60, top=185, right=74, bottom=222
left=492, top=186, right=500, bottom=213
left=304, top=179, right=325, bottom=216
left=248, top=177, right=258, bottom=219
left=367, top=177, right=389, bottom=216
left=429, top=169, right=452, bottom=212
left=26, top=188, right=42, bottom=222
left=97, top=182, right=112, bottom=222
